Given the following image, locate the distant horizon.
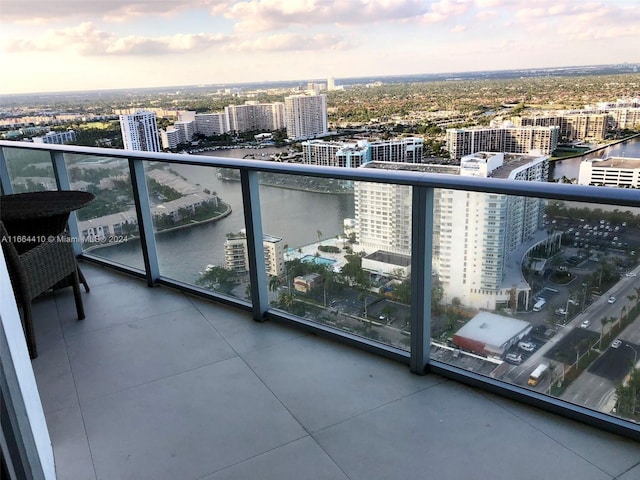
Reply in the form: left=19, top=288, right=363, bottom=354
left=2, top=0, right=639, bottom=96
left=2, top=62, right=639, bottom=99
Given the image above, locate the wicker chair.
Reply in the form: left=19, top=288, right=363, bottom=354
left=0, top=220, right=85, bottom=359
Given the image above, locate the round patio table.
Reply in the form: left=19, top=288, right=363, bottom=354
left=0, top=190, right=95, bottom=253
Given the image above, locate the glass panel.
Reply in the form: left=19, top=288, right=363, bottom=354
left=2, top=147, right=56, bottom=192
left=64, top=153, right=144, bottom=271
left=260, top=172, right=410, bottom=350
left=431, top=192, right=640, bottom=422
left=144, top=162, right=247, bottom=299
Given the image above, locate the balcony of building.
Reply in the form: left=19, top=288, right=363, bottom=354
left=24, top=262, right=640, bottom=479
left=1, top=140, right=639, bottom=479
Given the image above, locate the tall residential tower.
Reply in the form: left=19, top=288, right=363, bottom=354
left=284, top=93, right=328, bottom=141
left=119, top=111, right=161, bottom=152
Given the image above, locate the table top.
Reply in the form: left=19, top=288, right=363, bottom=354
left=0, top=190, right=95, bottom=221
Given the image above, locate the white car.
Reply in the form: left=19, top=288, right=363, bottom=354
left=518, top=341, right=535, bottom=352
left=611, top=339, right=623, bottom=349
left=625, top=272, right=637, bottom=277
left=608, top=296, right=617, bottom=304
left=580, top=319, right=591, bottom=328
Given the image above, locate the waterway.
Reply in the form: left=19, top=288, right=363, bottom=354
left=551, top=135, right=640, bottom=180
left=95, top=146, right=355, bottom=283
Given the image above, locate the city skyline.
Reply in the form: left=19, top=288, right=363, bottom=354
left=1, top=0, right=639, bottom=95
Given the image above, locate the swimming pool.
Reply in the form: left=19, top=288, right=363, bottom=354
left=300, top=255, right=336, bottom=266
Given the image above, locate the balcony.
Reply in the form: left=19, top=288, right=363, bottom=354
left=27, top=262, right=640, bottom=479
left=1, top=141, right=640, bottom=478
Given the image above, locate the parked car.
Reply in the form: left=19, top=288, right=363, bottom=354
left=580, top=320, right=591, bottom=328
left=518, top=341, right=535, bottom=352
left=505, top=353, right=523, bottom=365
left=611, top=339, right=623, bottom=349
left=608, top=296, right=617, bottom=304
left=625, top=272, right=637, bottom=277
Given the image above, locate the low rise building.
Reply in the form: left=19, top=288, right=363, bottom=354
left=578, top=156, right=640, bottom=188
left=294, top=273, right=323, bottom=293
left=452, top=312, right=532, bottom=357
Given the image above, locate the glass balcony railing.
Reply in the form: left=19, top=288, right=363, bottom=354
left=1, top=140, right=639, bottom=440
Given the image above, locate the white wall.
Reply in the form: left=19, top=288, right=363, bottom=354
left=0, top=251, right=55, bottom=479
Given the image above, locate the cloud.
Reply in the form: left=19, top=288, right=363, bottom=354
left=4, top=22, right=229, bottom=56
left=0, top=0, right=224, bottom=24
left=218, top=0, right=429, bottom=32
left=225, top=32, right=352, bottom=53
left=105, top=32, right=228, bottom=55
left=420, top=0, right=472, bottom=24
left=451, top=24, right=467, bottom=32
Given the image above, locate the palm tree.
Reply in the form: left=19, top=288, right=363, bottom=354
left=268, top=275, right=281, bottom=292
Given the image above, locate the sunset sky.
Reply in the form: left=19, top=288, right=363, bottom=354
left=1, top=0, right=639, bottom=95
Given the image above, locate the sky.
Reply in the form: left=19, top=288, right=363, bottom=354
left=1, top=0, right=639, bottom=95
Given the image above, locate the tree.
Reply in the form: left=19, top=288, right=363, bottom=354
left=196, top=266, right=237, bottom=294
left=268, top=275, right=282, bottom=292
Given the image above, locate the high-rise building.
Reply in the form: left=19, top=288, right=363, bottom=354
left=225, top=102, right=285, bottom=134
left=284, top=93, right=328, bottom=141
left=119, top=111, right=160, bottom=152
left=512, top=113, right=608, bottom=141
left=327, top=77, right=335, bottom=91
left=355, top=152, right=551, bottom=310
left=302, top=137, right=423, bottom=167
left=224, top=231, right=285, bottom=278
left=174, top=120, right=195, bottom=144
left=445, top=124, right=559, bottom=160
left=32, top=130, right=76, bottom=145
left=160, top=127, right=180, bottom=150
left=195, top=113, right=228, bottom=136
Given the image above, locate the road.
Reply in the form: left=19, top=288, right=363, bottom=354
left=503, top=266, right=640, bottom=397
left=558, top=266, right=640, bottom=411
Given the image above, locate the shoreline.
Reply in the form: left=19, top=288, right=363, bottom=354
left=550, top=133, right=640, bottom=162
left=84, top=201, right=232, bottom=252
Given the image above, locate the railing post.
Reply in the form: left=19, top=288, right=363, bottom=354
left=128, top=159, right=160, bottom=286
left=410, top=185, right=434, bottom=374
left=0, top=148, right=14, bottom=194
left=240, top=170, right=268, bottom=321
left=51, top=151, right=84, bottom=256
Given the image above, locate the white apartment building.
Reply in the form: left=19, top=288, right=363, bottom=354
left=578, top=156, right=640, bottom=188
left=512, top=113, right=608, bottom=141
left=195, top=113, right=228, bottom=136
left=302, top=140, right=369, bottom=168
left=369, top=137, right=423, bottom=163
left=446, top=124, right=559, bottom=160
left=174, top=120, right=195, bottom=144
left=302, top=137, right=424, bottom=167
left=119, top=111, right=161, bottom=152
left=224, top=231, right=285, bottom=278
left=284, top=93, right=328, bottom=141
left=355, top=152, right=549, bottom=310
left=607, top=108, right=640, bottom=130
left=225, top=102, right=285, bottom=134
left=32, top=130, right=76, bottom=145
left=160, top=127, right=180, bottom=150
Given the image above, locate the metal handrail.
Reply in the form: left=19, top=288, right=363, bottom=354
left=1, top=141, right=639, bottom=206
left=2, top=139, right=640, bottom=440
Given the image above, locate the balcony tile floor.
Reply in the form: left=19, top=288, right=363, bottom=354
left=30, top=262, right=640, bottom=480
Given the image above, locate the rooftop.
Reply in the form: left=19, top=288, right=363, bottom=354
left=454, top=311, right=531, bottom=345
left=591, top=156, right=640, bottom=168
left=31, top=262, right=640, bottom=479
